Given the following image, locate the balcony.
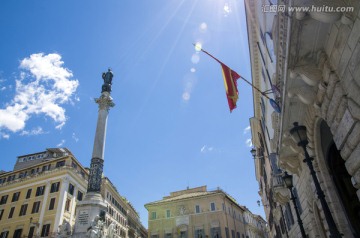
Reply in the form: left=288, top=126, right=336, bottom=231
left=272, top=175, right=290, bottom=205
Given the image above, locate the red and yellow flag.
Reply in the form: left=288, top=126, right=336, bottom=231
left=198, top=46, right=240, bottom=112
left=220, top=63, right=240, bottom=112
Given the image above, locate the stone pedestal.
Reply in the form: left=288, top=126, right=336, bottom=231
left=72, top=193, right=107, bottom=237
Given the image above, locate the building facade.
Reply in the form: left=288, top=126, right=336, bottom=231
left=103, top=177, right=147, bottom=238
left=0, top=148, right=147, bottom=238
left=145, top=186, right=267, bottom=238
left=0, top=148, right=87, bottom=238
left=246, top=0, right=360, bottom=237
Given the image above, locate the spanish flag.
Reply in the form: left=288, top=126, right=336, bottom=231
left=220, top=63, right=240, bottom=112
left=198, top=47, right=240, bottom=112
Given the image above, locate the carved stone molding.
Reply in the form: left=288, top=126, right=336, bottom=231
left=309, top=11, right=342, bottom=24
left=273, top=187, right=290, bottom=205
left=291, top=65, right=323, bottom=87
left=288, top=84, right=317, bottom=105
left=282, top=135, right=301, bottom=153
left=95, top=93, right=115, bottom=112
left=279, top=154, right=301, bottom=175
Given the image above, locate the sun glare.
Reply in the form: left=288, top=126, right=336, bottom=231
left=194, top=43, right=202, bottom=52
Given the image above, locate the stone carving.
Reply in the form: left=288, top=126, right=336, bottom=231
left=57, top=219, right=71, bottom=238
left=85, top=215, right=116, bottom=238
left=179, top=205, right=186, bottom=215
left=106, top=222, right=115, bottom=238
left=87, top=215, right=104, bottom=238
left=95, top=94, right=115, bottom=111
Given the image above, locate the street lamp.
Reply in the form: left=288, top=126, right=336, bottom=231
left=257, top=200, right=269, bottom=207
left=250, top=148, right=256, bottom=159
left=290, top=122, right=342, bottom=237
left=282, top=172, right=306, bottom=238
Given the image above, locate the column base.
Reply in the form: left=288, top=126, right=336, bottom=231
left=72, top=192, right=107, bottom=235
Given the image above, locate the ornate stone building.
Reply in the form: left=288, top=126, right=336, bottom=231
left=246, top=0, right=360, bottom=237
left=145, top=186, right=267, bottom=238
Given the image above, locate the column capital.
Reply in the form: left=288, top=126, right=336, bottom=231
left=95, top=92, right=115, bottom=111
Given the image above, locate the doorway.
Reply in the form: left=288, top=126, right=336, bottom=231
left=321, top=121, right=360, bottom=236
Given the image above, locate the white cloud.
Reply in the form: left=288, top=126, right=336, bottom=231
left=72, top=132, right=79, bottom=142
left=200, top=145, right=214, bottom=153
left=243, top=126, right=251, bottom=134
left=1, top=132, right=10, bottom=139
left=0, top=53, right=79, bottom=134
left=20, top=127, right=46, bottom=136
left=57, top=139, right=65, bottom=147
left=0, top=86, right=6, bottom=91
left=245, top=139, right=253, bottom=147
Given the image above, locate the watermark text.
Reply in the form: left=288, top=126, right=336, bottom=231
left=262, top=4, right=354, bottom=13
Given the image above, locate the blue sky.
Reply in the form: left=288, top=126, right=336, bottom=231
left=0, top=0, right=264, bottom=226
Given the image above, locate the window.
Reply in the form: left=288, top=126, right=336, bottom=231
left=56, top=160, right=65, bottom=168
left=0, top=195, right=8, bottom=205
left=0, top=209, right=4, bottom=220
left=151, top=211, right=156, bottom=219
left=36, top=186, right=45, bottom=196
left=165, top=233, right=172, bottom=238
left=166, top=209, right=170, bottom=218
left=222, top=203, right=225, bottom=211
left=231, top=230, right=235, bottom=238
left=28, top=227, right=35, bottom=238
left=195, top=229, right=204, bottom=238
left=32, top=201, right=41, bottom=214
left=225, top=228, right=229, bottom=238
left=41, top=224, right=50, bottom=237
left=19, top=204, right=28, bottom=216
left=195, top=205, right=200, bottom=214
left=13, top=229, right=22, bottom=238
left=77, top=191, right=83, bottom=201
left=26, top=189, right=32, bottom=199
left=179, top=231, right=187, bottom=238
left=42, top=165, right=47, bottom=172
left=71, top=161, right=77, bottom=169
left=8, top=207, right=15, bottom=218
left=31, top=169, right=35, bottom=174
left=210, top=202, right=216, bottom=211
left=50, top=182, right=60, bottom=193
left=65, top=198, right=71, bottom=212
left=49, top=198, right=56, bottom=210
left=11, top=192, right=20, bottom=202
left=68, top=183, right=74, bottom=195
left=0, top=231, right=9, bottom=238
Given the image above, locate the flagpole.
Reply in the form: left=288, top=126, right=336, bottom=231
left=194, top=44, right=271, bottom=100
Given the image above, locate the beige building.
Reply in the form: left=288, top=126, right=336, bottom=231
left=0, top=148, right=87, bottom=238
left=0, top=148, right=147, bottom=238
left=104, top=177, right=147, bottom=238
left=246, top=0, right=360, bottom=237
left=145, top=186, right=267, bottom=238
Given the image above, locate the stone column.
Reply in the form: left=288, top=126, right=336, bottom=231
left=86, top=91, right=114, bottom=197
left=72, top=69, right=114, bottom=237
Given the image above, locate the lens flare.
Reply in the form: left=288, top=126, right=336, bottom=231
left=191, top=54, right=200, bottom=64
left=194, top=43, right=202, bottom=52
left=199, top=22, right=207, bottom=33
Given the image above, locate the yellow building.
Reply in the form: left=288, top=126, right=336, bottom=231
left=145, top=186, right=267, bottom=238
left=0, top=148, right=147, bottom=238
left=0, top=148, right=87, bottom=238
